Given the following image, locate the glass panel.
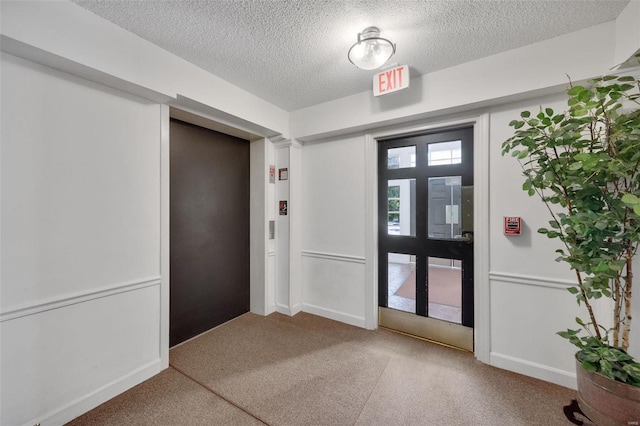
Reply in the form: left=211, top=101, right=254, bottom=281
left=427, top=176, right=462, bottom=239
left=388, top=179, right=416, bottom=236
left=387, top=146, right=416, bottom=169
left=427, top=140, right=461, bottom=166
left=427, top=257, right=462, bottom=324
left=387, top=252, right=416, bottom=313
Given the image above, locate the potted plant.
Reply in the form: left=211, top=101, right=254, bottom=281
left=501, top=70, right=640, bottom=425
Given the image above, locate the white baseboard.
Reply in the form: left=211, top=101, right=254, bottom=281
left=265, top=304, right=277, bottom=316
left=276, top=303, right=292, bottom=316
left=27, top=359, right=163, bottom=426
left=290, top=303, right=302, bottom=316
left=275, top=303, right=302, bottom=317
left=250, top=304, right=277, bottom=316
left=301, top=303, right=366, bottom=328
left=490, top=352, right=577, bottom=390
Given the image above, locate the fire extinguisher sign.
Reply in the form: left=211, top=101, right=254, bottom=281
left=504, top=217, right=521, bottom=235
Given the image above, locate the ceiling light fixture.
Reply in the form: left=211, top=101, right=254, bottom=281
left=348, top=26, right=396, bottom=71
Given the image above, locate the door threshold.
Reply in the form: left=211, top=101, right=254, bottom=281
left=379, top=307, right=473, bottom=352
left=379, top=326, right=471, bottom=353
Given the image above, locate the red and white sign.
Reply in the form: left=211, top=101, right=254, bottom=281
left=504, top=217, right=522, bottom=235
left=373, top=65, right=409, bottom=96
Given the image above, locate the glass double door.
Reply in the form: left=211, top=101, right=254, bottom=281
left=378, top=126, right=474, bottom=351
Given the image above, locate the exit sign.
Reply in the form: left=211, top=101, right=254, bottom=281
left=373, top=65, right=409, bottom=96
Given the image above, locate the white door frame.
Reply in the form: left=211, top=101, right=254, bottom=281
left=363, top=112, right=490, bottom=363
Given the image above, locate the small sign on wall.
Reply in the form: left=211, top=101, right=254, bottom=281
left=504, top=216, right=522, bottom=235
left=279, top=200, right=288, bottom=215
left=269, top=165, right=275, bottom=184
left=279, top=168, right=288, bottom=180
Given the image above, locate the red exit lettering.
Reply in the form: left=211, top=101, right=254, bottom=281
left=373, top=65, right=409, bottom=97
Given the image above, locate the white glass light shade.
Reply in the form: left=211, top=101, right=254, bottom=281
left=348, top=27, right=396, bottom=70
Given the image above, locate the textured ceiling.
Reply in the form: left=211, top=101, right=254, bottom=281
left=72, top=0, right=629, bottom=112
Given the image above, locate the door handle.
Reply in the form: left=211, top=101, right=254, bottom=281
left=439, top=231, right=474, bottom=243
left=460, top=230, right=474, bottom=244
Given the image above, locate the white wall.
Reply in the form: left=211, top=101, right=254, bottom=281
left=489, top=94, right=574, bottom=280
left=489, top=92, right=640, bottom=371
left=488, top=94, right=587, bottom=388
left=301, top=136, right=367, bottom=327
left=1, top=53, right=163, bottom=425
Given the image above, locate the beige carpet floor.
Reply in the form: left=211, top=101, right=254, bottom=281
left=69, top=312, right=576, bottom=425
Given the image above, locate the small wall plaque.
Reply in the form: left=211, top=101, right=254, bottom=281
left=279, top=168, right=288, bottom=180
left=279, top=200, right=288, bottom=215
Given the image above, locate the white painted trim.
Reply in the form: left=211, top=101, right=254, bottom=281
left=364, top=133, right=378, bottom=330
left=489, top=271, right=575, bottom=290
left=490, top=352, right=577, bottom=390
left=273, top=139, right=303, bottom=149
left=276, top=303, right=292, bottom=316
left=363, top=112, right=483, bottom=140
left=249, top=138, right=270, bottom=316
left=301, top=302, right=367, bottom=328
left=268, top=251, right=276, bottom=257
left=473, top=113, right=491, bottom=365
left=289, top=141, right=303, bottom=316
left=27, top=359, right=162, bottom=426
left=0, top=35, right=174, bottom=105
left=0, top=277, right=162, bottom=322
left=160, top=104, right=170, bottom=369
left=364, top=112, right=491, bottom=360
left=301, top=250, right=366, bottom=264
left=290, top=302, right=302, bottom=316
left=275, top=303, right=302, bottom=316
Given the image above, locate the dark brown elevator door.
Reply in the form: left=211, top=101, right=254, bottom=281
left=170, top=118, right=249, bottom=347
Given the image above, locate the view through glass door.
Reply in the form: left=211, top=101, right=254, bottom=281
left=378, top=127, right=474, bottom=351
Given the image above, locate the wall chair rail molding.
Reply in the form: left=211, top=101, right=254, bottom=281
left=0, top=276, right=161, bottom=322
left=489, top=271, right=575, bottom=290
left=301, top=250, right=366, bottom=264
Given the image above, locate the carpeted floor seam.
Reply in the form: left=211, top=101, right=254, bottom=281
left=352, top=355, right=393, bottom=425
left=169, top=363, right=270, bottom=425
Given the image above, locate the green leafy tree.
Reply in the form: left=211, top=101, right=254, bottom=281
left=502, top=72, right=640, bottom=386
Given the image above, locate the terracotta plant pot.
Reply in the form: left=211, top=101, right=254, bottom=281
left=575, top=358, right=640, bottom=426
